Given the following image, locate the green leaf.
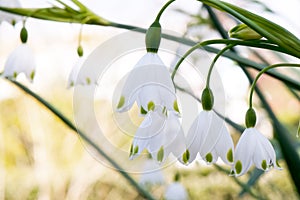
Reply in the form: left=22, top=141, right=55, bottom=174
left=0, top=6, right=111, bottom=26
left=198, top=0, right=300, bottom=58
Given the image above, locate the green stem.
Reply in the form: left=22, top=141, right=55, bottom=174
left=7, top=79, right=155, bottom=200
left=203, top=6, right=300, bottom=195
left=155, top=0, right=176, bottom=22
left=171, top=39, right=291, bottom=81
left=206, top=44, right=235, bottom=88
left=213, top=164, right=266, bottom=200
left=249, top=63, right=300, bottom=108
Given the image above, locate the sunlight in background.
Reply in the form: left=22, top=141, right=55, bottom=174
left=0, top=0, right=299, bottom=199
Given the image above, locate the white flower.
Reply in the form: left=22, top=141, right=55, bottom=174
left=2, top=43, right=36, bottom=82
left=130, top=108, right=185, bottom=163
left=139, top=159, right=164, bottom=187
left=117, top=52, right=178, bottom=115
left=164, top=182, right=188, bottom=200
left=0, top=0, right=22, bottom=24
left=184, top=110, right=234, bottom=165
left=67, top=56, right=97, bottom=87
left=232, top=127, right=281, bottom=176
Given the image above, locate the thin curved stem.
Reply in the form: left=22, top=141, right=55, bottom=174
left=7, top=79, right=155, bottom=200
left=249, top=63, right=300, bottom=108
left=206, top=44, right=235, bottom=88
left=171, top=38, right=287, bottom=81
left=155, top=0, right=176, bottom=22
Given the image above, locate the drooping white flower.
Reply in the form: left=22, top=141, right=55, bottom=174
left=67, top=56, right=97, bottom=87
left=130, top=108, right=185, bottom=163
left=117, top=52, right=178, bottom=115
left=139, top=159, right=164, bottom=187
left=232, top=127, right=281, bottom=176
left=164, top=182, right=188, bottom=200
left=184, top=110, right=234, bottom=165
left=2, top=43, right=36, bottom=82
left=0, top=0, right=22, bottom=25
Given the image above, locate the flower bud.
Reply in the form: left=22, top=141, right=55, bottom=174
left=201, top=88, right=214, bottom=111
left=145, top=21, right=161, bottom=53
left=20, top=27, right=28, bottom=43
left=77, top=45, right=84, bottom=57
left=229, top=24, right=262, bottom=40
left=245, top=107, right=257, bottom=128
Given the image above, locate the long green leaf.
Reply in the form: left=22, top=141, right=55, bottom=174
left=198, top=0, right=300, bottom=58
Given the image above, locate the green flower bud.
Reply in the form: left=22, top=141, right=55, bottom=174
left=20, top=27, right=28, bottom=43
left=245, top=107, right=257, bottom=128
left=77, top=45, right=84, bottom=57
left=145, top=21, right=161, bottom=53
left=201, top=88, right=214, bottom=111
left=229, top=24, right=262, bottom=40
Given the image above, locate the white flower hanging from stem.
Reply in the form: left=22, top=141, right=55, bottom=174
left=2, top=24, right=36, bottom=82
left=232, top=108, right=281, bottom=176
left=117, top=52, right=179, bottom=115
left=184, top=88, right=234, bottom=165
left=130, top=107, right=185, bottom=163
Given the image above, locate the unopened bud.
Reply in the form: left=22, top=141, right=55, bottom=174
left=229, top=24, right=262, bottom=40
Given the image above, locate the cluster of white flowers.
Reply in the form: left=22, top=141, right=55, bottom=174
left=116, top=21, right=280, bottom=177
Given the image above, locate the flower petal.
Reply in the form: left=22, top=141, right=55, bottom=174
left=3, top=44, right=36, bottom=81
left=186, top=111, right=209, bottom=163
left=212, top=125, right=234, bottom=164
left=233, top=128, right=257, bottom=176
left=117, top=53, right=176, bottom=113
left=199, top=111, right=224, bottom=159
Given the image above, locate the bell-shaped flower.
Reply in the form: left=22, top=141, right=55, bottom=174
left=2, top=43, right=36, bottom=82
left=129, top=107, right=185, bottom=163
left=139, top=158, right=164, bottom=187
left=67, top=56, right=97, bottom=87
left=164, top=182, right=188, bottom=200
left=232, top=127, right=281, bottom=176
left=0, top=0, right=22, bottom=25
left=184, top=110, right=234, bottom=165
left=117, top=52, right=178, bottom=115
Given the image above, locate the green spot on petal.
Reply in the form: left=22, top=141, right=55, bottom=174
left=140, top=106, right=147, bottom=115
left=117, top=96, right=125, bottom=109
left=157, top=146, right=164, bottom=162
left=86, top=77, right=91, bottom=85
left=13, top=72, right=18, bottom=79
left=261, top=160, right=267, bottom=170
left=147, top=101, right=155, bottom=111
left=205, top=153, right=213, bottom=163
left=173, top=100, right=180, bottom=113
left=30, top=71, right=35, bottom=80
left=182, top=149, right=190, bottom=164
left=134, top=146, right=139, bottom=155
left=227, top=149, right=233, bottom=163
left=235, top=160, right=242, bottom=174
